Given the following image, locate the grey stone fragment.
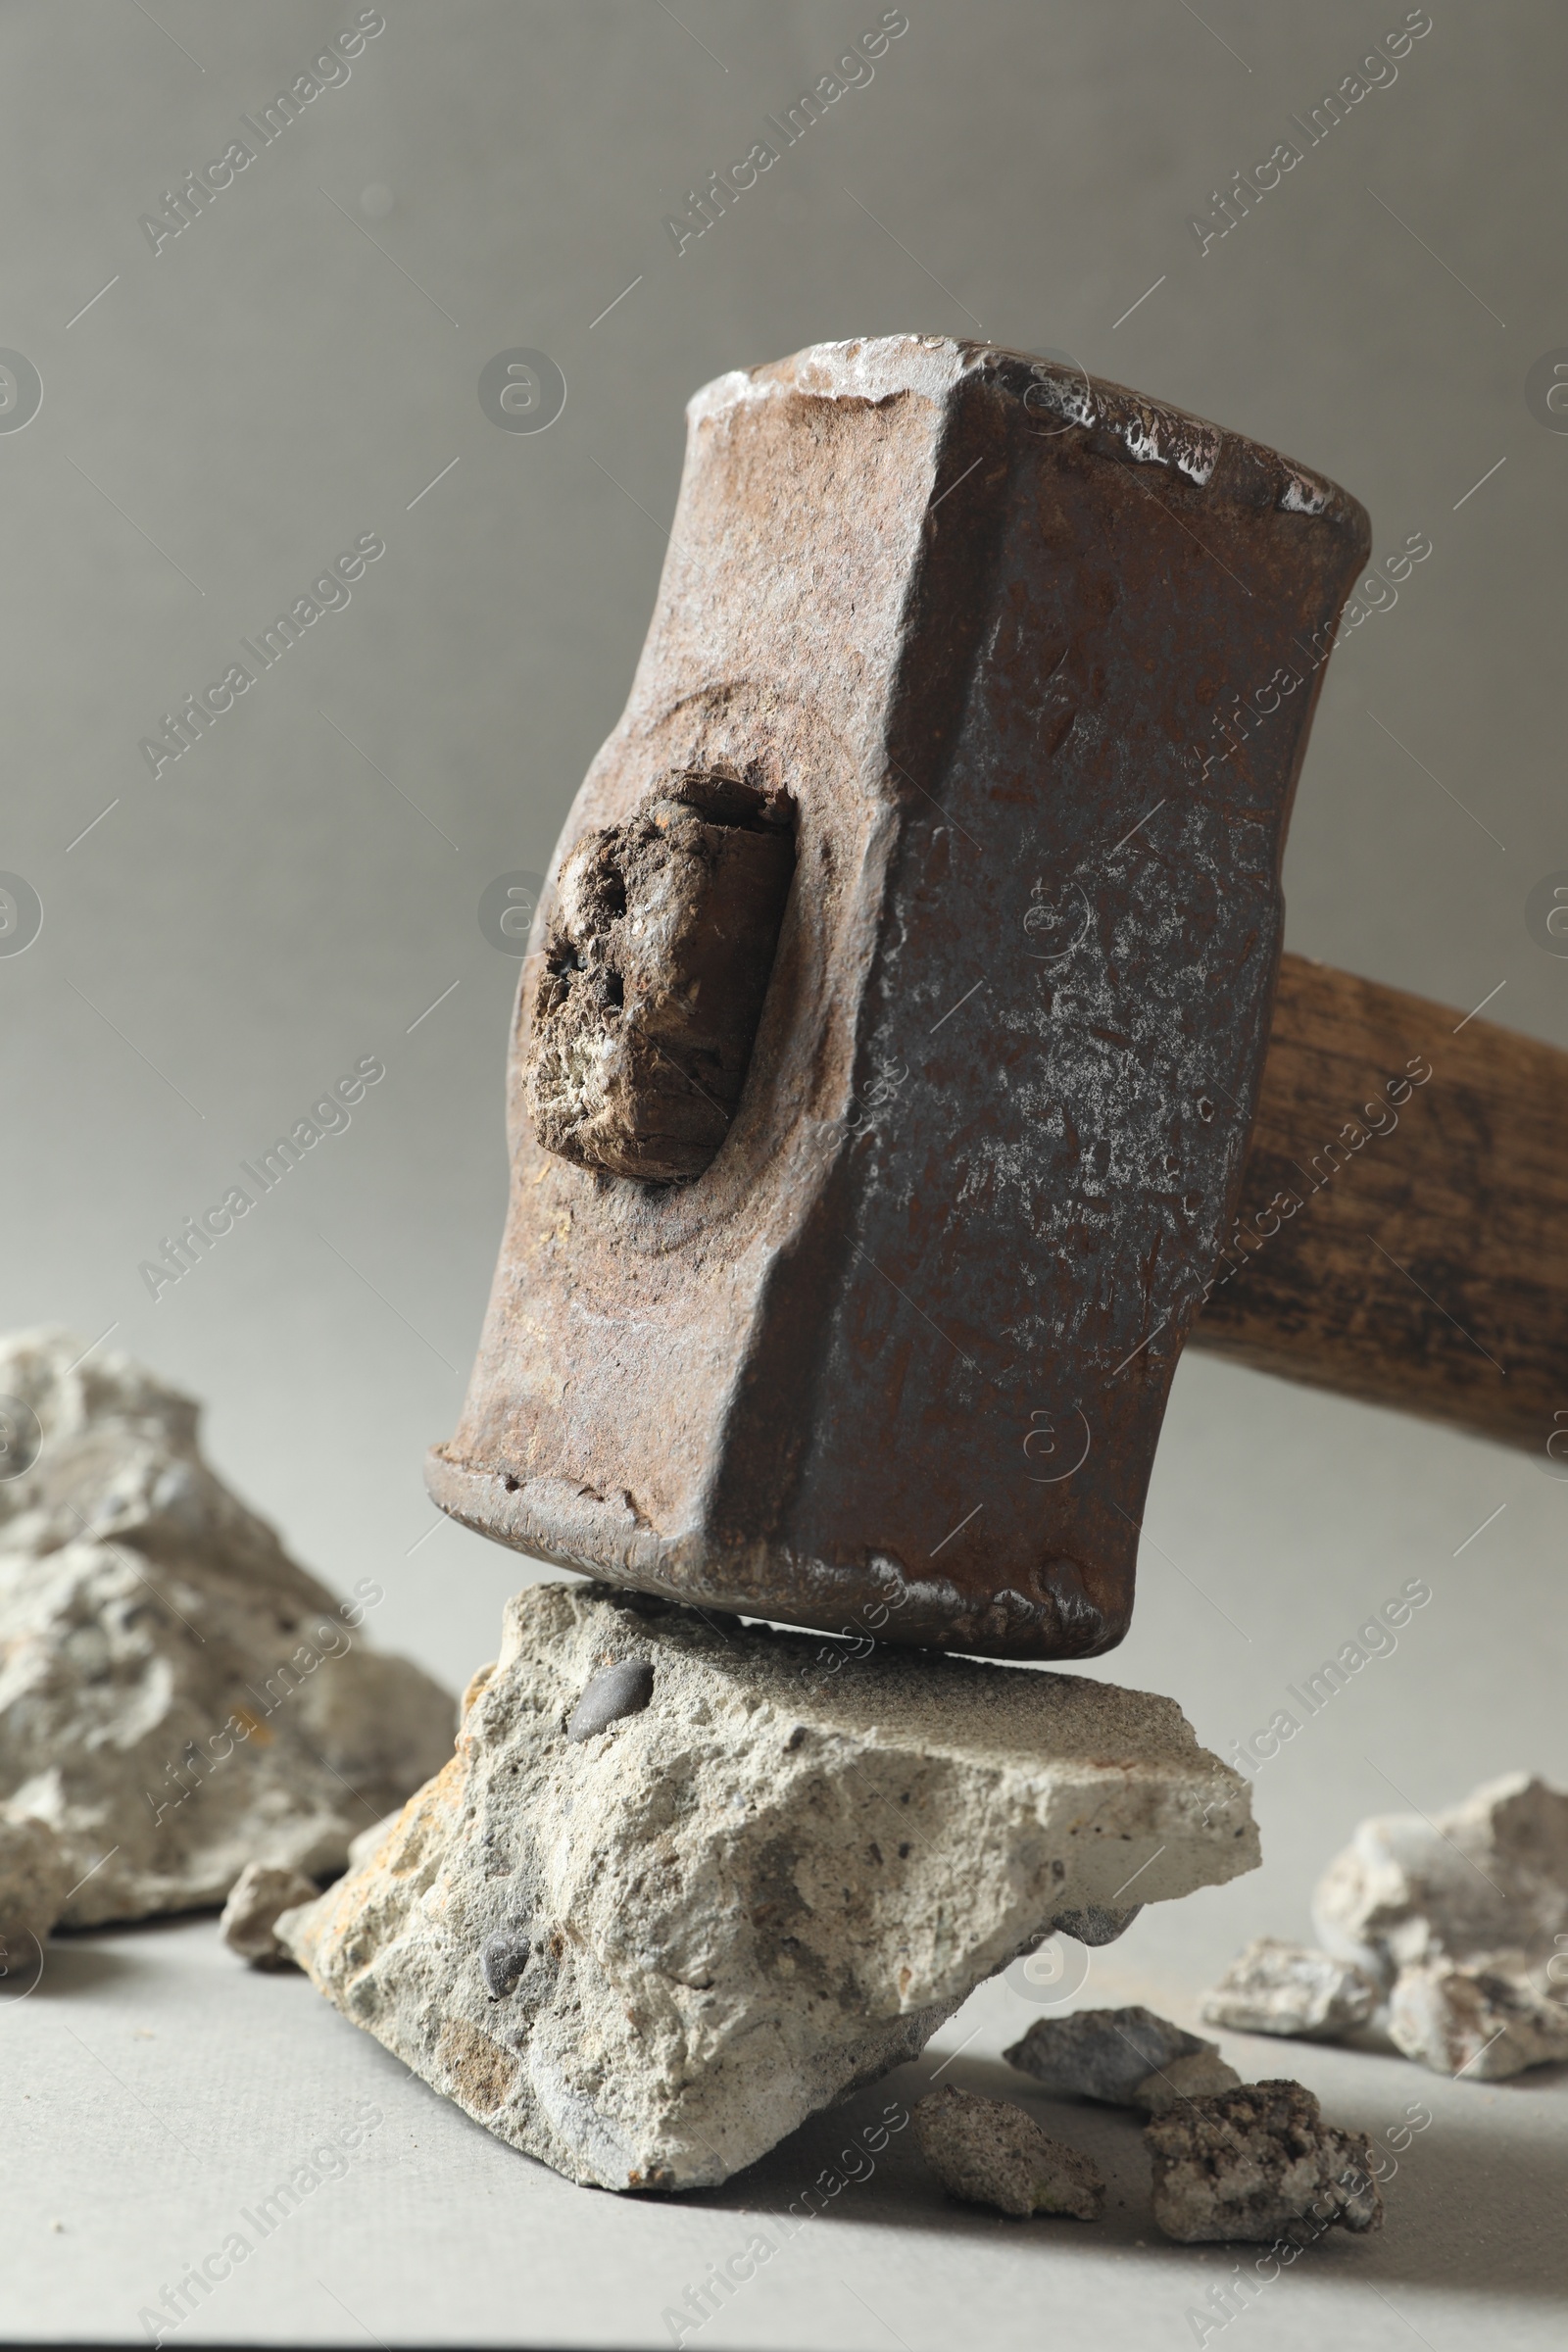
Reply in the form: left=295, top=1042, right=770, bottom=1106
left=913, top=2086, right=1104, bottom=2220
left=1133, top=2049, right=1244, bottom=2114
left=1388, top=1955, right=1568, bottom=2080
left=0, top=1328, right=457, bottom=1925
left=1005, top=2005, right=1216, bottom=2106
left=0, top=1812, right=72, bottom=1951
left=566, top=1657, right=654, bottom=1742
left=1313, top=1773, right=1568, bottom=1987
left=1146, top=2080, right=1384, bottom=2244
left=1201, top=1936, right=1379, bottom=2040
left=280, top=1582, right=1258, bottom=2191
left=219, top=1862, right=318, bottom=1968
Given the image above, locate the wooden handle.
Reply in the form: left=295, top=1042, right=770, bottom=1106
left=1190, top=953, right=1568, bottom=1456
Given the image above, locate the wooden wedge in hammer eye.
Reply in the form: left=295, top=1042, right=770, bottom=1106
left=524, top=771, right=796, bottom=1185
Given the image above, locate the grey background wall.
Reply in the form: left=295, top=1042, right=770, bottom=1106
left=4, top=0, right=1564, bottom=1987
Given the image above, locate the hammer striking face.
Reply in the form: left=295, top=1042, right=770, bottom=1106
left=430, top=336, right=1369, bottom=1659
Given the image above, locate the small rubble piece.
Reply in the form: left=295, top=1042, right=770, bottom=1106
left=281, top=1580, right=1258, bottom=2191
left=1005, top=2005, right=1218, bottom=2107
left=1201, top=1936, right=1379, bottom=2040
left=1313, top=1772, right=1568, bottom=1986
left=0, top=1812, right=72, bottom=1953
left=913, top=2086, right=1104, bottom=2221
left=0, top=1328, right=456, bottom=1926
left=1133, top=2049, right=1243, bottom=2115
left=1388, top=1955, right=1568, bottom=2081
left=1147, top=2080, right=1384, bottom=2245
left=219, top=1862, right=319, bottom=1969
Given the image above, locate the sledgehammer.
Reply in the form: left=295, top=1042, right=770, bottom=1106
left=429, top=337, right=1567, bottom=1659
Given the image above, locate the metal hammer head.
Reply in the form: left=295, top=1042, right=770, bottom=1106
left=430, top=336, right=1369, bottom=1659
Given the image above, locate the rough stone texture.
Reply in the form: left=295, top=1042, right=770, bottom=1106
left=1053, top=1903, right=1143, bottom=1945
left=280, top=1581, right=1258, bottom=2191
left=219, top=1862, right=319, bottom=1968
left=1388, top=1955, right=1568, bottom=2080
left=1201, top=1936, right=1379, bottom=2040
left=913, top=2086, right=1104, bottom=2220
left=0, top=1812, right=72, bottom=1951
left=0, top=1328, right=457, bottom=1926
left=430, top=335, right=1371, bottom=1661
left=1134, top=2049, right=1244, bottom=2114
left=347, top=1810, right=402, bottom=1872
left=523, top=772, right=796, bottom=1183
left=1313, top=1773, right=1568, bottom=1987
left=1146, top=2081, right=1384, bottom=2245
left=1005, top=2005, right=1217, bottom=2106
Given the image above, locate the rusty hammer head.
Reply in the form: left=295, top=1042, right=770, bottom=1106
left=429, top=336, right=1369, bottom=1659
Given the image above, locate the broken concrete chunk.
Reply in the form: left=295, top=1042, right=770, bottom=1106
left=566, top=1656, right=655, bottom=1741
left=1133, top=2049, right=1244, bottom=2114
left=1313, top=1773, right=1568, bottom=1986
left=0, top=1328, right=457, bottom=1926
left=1388, top=1955, right=1568, bottom=2080
left=1147, top=2080, right=1383, bottom=2244
left=281, top=1581, right=1257, bottom=2191
left=0, top=1812, right=72, bottom=1953
left=523, top=771, right=796, bottom=1184
left=1005, top=2005, right=1216, bottom=2107
left=913, top=2086, right=1104, bottom=2220
left=1201, top=1936, right=1379, bottom=2040
left=219, top=1862, right=318, bottom=1969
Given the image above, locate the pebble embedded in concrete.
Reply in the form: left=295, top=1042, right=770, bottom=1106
left=481, top=1926, right=533, bottom=1999
left=566, top=1657, right=655, bottom=1742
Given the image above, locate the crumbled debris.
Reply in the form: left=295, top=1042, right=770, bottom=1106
left=1147, top=2079, right=1383, bottom=2244
left=914, top=2086, right=1104, bottom=2220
